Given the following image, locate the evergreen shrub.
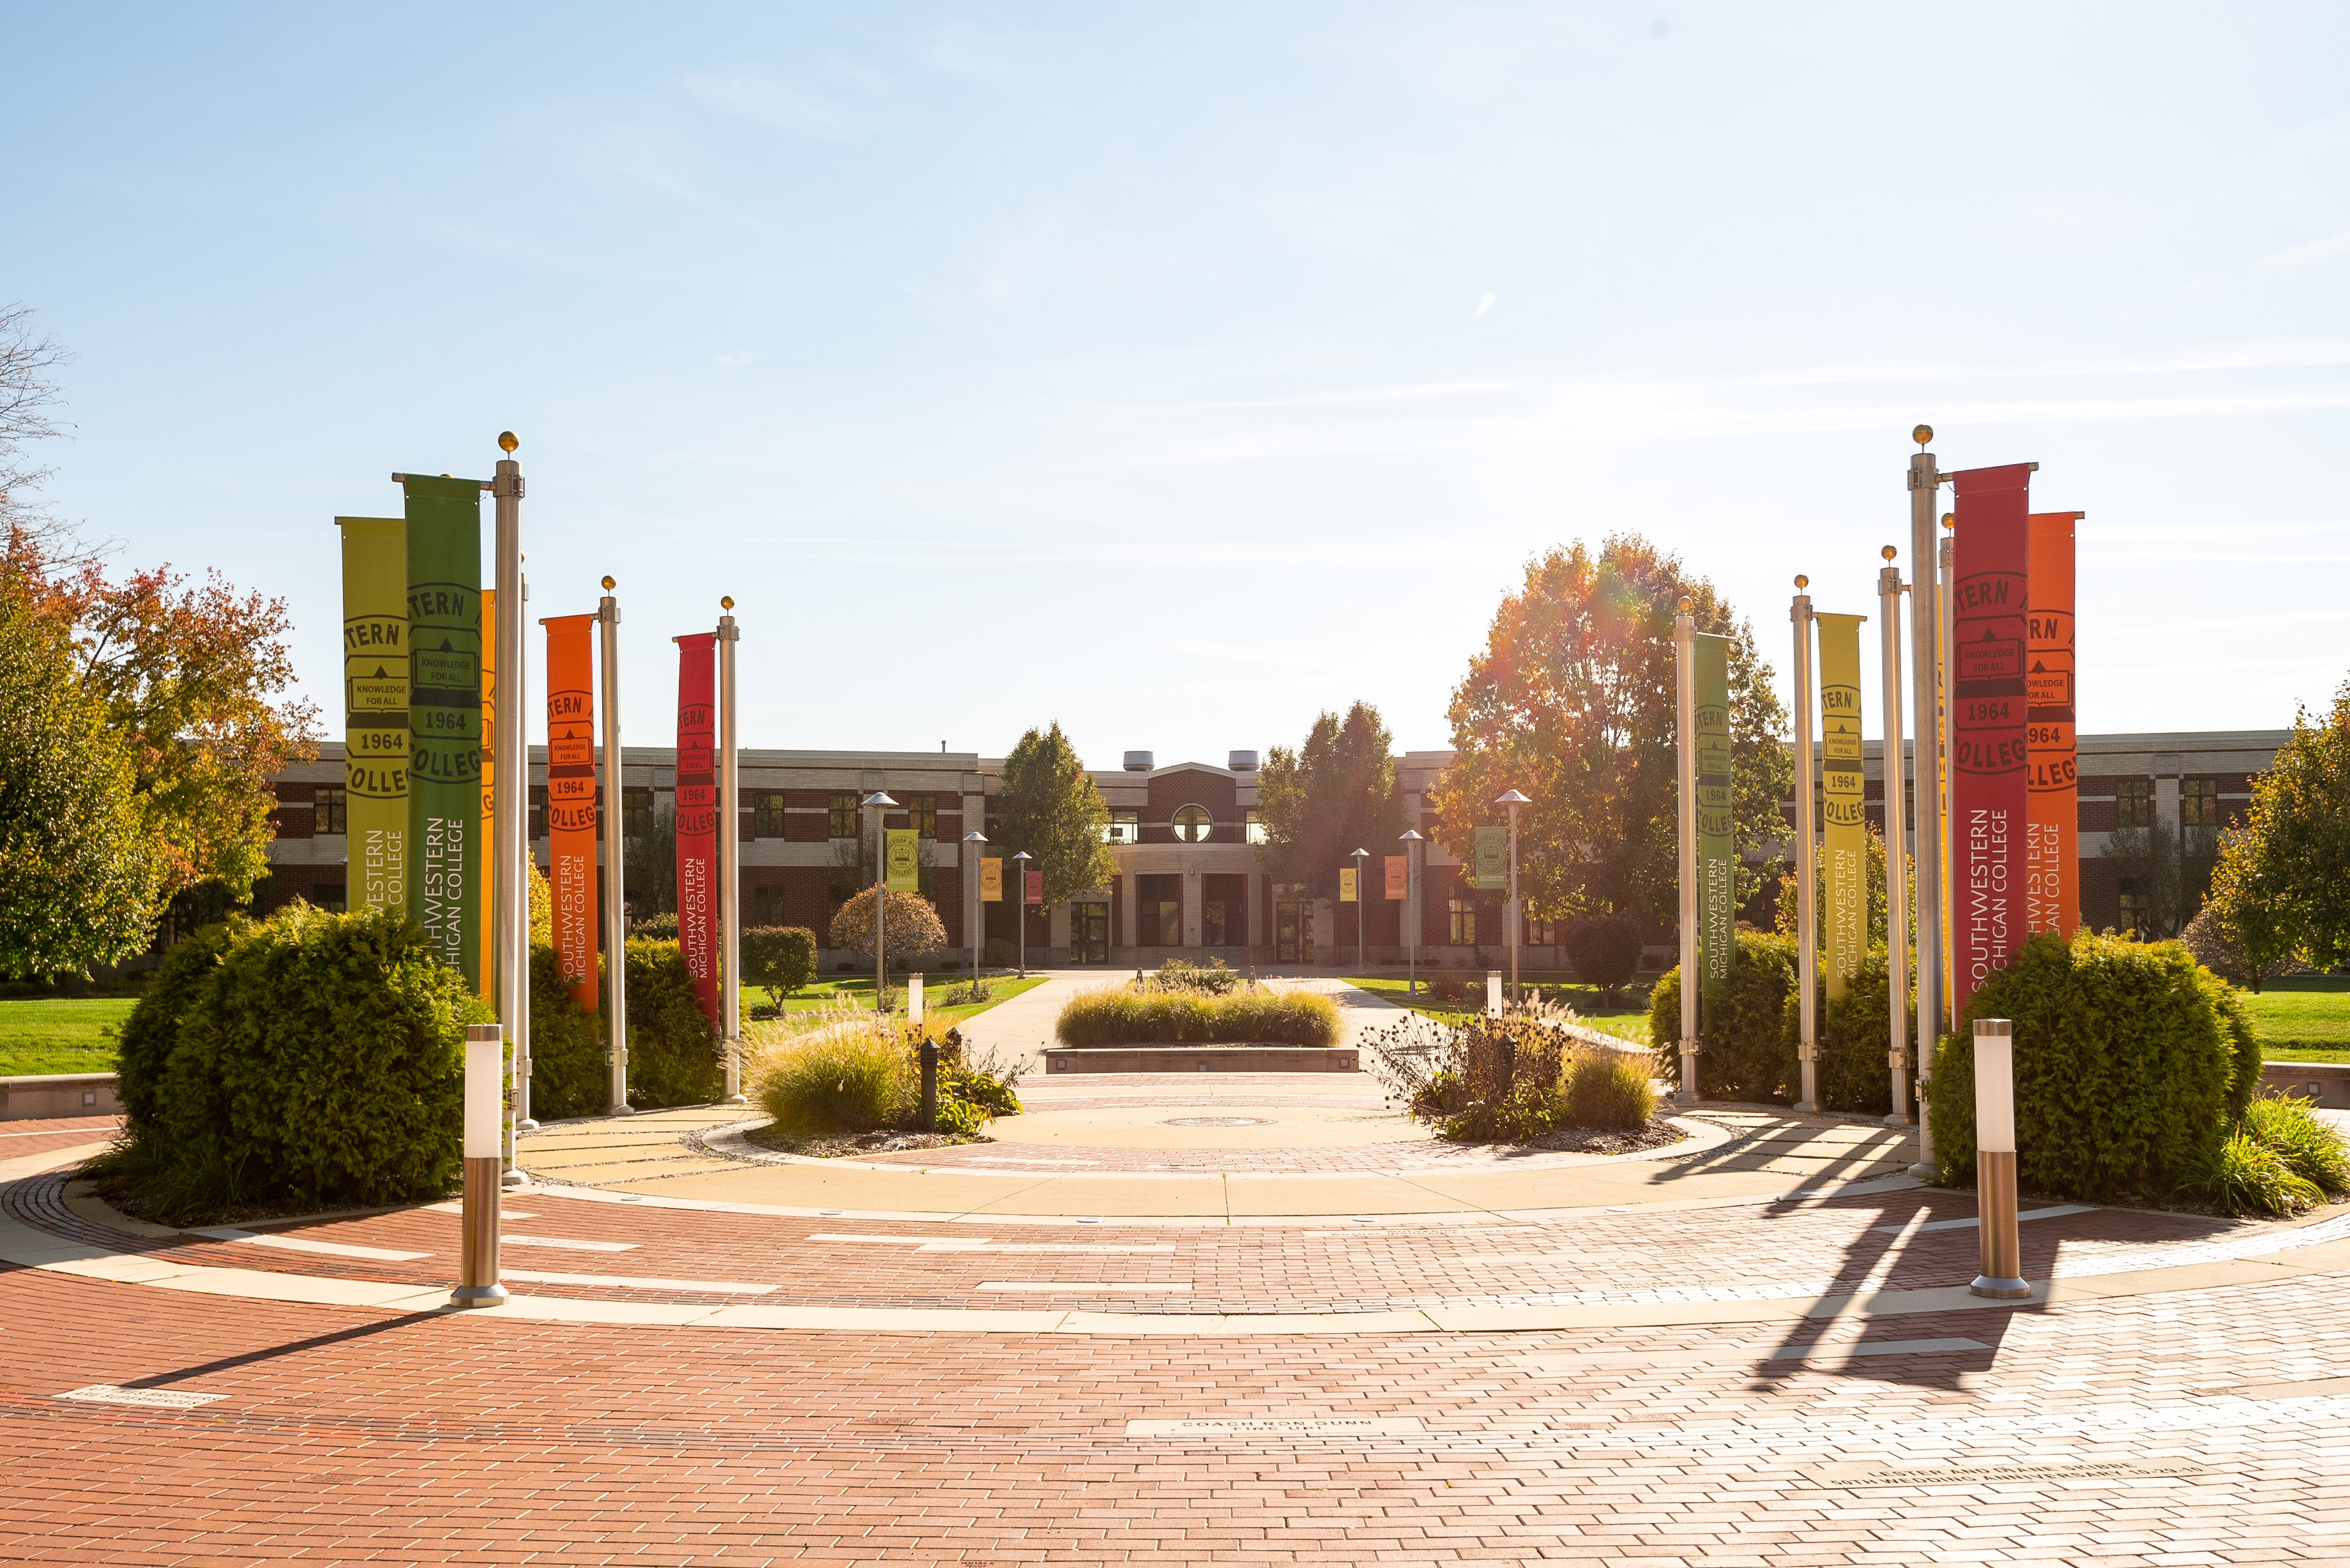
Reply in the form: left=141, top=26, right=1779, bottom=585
left=618, top=938, right=724, bottom=1110
left=741, top=925, right=817, bottom=995
left=526, top=942, right=606, bottom=1122
left=1054, top=984, right=1340, bottom=1046
left=1566, top=916, right=1644, bottom=1002
left=1649, top=932, right=1798, bottom=1102
left=1927, top=930, right=2260, bottom=1201
left=1775, top=948, right=1907, bottom=1117
left=100, top=904, right=486, bottom=1219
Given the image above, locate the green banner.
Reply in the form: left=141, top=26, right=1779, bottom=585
left=337, top=518, right=407, bottom=914
left=1816, top=613, right=1869, bottom=1000
left=885, top=827, right=920, bottom=891
left=1694, top=633, right=1734, bottom=1019
left=1471, top=826, right=1506, bottom=890
left=402, top=474, right=483, bottom=990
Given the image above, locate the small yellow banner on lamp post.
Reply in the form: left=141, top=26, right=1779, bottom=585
left=980, top=857, right=1003, bottom=901
left=884, top=829, right=920, bottom=891
left=1338, top=866, right=1358, bottom=903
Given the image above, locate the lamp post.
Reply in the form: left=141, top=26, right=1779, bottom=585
left=597, top=575, right=628, bottom=1116
left=1494, top=790, right=1530, bottom=1006
left=1012, top=849, right=1032, bottom=977
left=862, top=791, right=897, bottom=1012
left=1400, top=829, right=1423, bottom=997
left=963, top=831, right=987, bottom=976
left=1909, top=426, right=1950, bottom=1092
left=490, top=436, right=528, bottom=1178
left=1877, top=547, right=1916, bottom=1141
left=1349, top=847, right=1368, bottom=975
left=1674, top=596, right=1700, bottom=1104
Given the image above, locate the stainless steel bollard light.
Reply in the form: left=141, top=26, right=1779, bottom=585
left=920, top=1039, right=940, bottom=1133
left=1969, top=1017, right=2029, bottom=1299
left=451, top=1023, right=509, bottom=1308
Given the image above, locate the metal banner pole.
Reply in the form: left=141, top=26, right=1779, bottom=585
left=1674, top=598, right=1700, bottom=1103
left=1969, top=1018, right=2029, bottom=1299
left=1792, top=578, right=1818, bottom=1113
left=1877, top=548, right=1915, bottom=1136
left=717, top=598, right=745, bottom=1104
left=863, top=791, right=897, bottom=1011
left=1400, top=829, right=1423, bottom=997
left=1907, top=427, right=1948, bottom=1175
left=451, top=1022, right=508, bottom=1308
left=598, top=576, right=630, bottom=1115
left=491, top=437, right=528, bottom=1182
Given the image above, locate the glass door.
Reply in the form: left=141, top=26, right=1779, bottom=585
left=1072, top=903, right=1109, bottom=964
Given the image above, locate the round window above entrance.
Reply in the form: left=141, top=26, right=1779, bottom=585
left=1172, top=804, right=1213, bottom=843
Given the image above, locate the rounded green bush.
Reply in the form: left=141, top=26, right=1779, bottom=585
left=1927, top=930, right=2259, bottom=1202
left=741, top=926, right=817, bottom=995
left=100, top=903, right=487, bottom=1219
left=1053, top=984, right=1341, bottom=1047
left=1648, top=933, right=1798, bottom=1102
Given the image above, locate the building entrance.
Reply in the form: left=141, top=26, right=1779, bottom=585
left=1070, top=903, right=1109, bottom=965
left=1275, top=903, right=1315, bottom=964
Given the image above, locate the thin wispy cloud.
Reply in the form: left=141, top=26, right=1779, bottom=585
left=685, top=66, right=855, bottom=138
left=2255, top=230, right=2350, bottom=271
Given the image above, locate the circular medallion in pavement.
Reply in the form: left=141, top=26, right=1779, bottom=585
left=1160, top=1116, right=1271, bottom=1127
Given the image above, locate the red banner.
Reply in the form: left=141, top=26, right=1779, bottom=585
left=673, top=632, right=719, bottom=1028
left=2027, top=511, right=2081, bottom=940
left=1950, top=463, right=2034, bottom=1014
left=1024, top=870, right=1043, bottom=907
left=542, top=614, right=600, bottom=1010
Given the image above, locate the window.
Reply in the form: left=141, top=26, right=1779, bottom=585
left=623, top=787, right=653, bottom=840
left=752, top=885, right=791, bottom=925
left=1449, top=894, right=1478, bottom=946
left=828, top=793, right=858, bottom=840
left=909, top=795, right=937, bottom=838
left=1172, top=804, right=1213, bottom=843
left=1105, top=811, right=1139, bottom=845
left=2118, top=878, right=2150, bottom=938
left=2181, top=778, right=2220, bottom=827
left=1524, top=916, right=1561, bottom=947
left=753, top=792, right=789, bottom=838
left=2115, top=778, right=2153, bottom=829
left=529, top=789, right=547, bottom=841
left=314, top=787, right=347, bottom=835
left=312, top=883, right=347, bottom=913
left=1202, top=901, right=1227, bottom=945
left=1245, top=810, right=1267, bottom=845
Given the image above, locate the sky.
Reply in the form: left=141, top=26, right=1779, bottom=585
left=6, top=2, right=2349, bottom=769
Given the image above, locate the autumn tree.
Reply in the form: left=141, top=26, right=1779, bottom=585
left=1432, top=534, right=1791, bottom=931
left=990, top=723, right=1115, bottom=908
left=1254, top=702, right=1405, bottom=900
left=0, top=303, right=98, bottom=580
left=828, top=886, right=950, bottom=966
left=2208, top=679, right=2350, bottom=974
left=0, top=578, right=166, bottom=976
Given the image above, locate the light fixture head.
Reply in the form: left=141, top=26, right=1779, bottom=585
left=1400, top=829, right=1425, bottom=841
left=860, top=790, right=897, bottom=808
left=1913, top=424, right=1932, bottom=448
left=498, top=430, right=519, bottom=453
left=1012, top=848, right=1032, bottom=861
left=963, top=831, right=988, bottom=843
left=1494, top=789, right=1533, bottom=806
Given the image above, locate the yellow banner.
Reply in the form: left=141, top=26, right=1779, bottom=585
left=1338, top=866, right=1358, bottom=903
left=1816, top=613, right=1867, bottom=999
left=337, top=517, right=407, bottom=915
left=884, top=827, right=920, bottom=891
left=980, top=857, right=1003, bottom=901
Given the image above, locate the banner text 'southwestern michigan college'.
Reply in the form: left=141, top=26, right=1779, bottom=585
left=2027, top=511, right=2081, bottom=939
left=1694, top=633, right=1734, bottom=1019
left=674, top=633, right=720, bottom=1027
left=402, top=474, right=484, bottom=991
left=1950, top=464, right=2035, bottom=1013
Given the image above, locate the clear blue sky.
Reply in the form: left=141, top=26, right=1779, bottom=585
left=7, top=3, right=2348, bottom=767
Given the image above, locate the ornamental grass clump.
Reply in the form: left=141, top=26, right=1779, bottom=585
left=1053, top=983, right=1340, bottom=1046
left=1368, top=1003, right=1657, bottom=1142
left=746, top=1013, right=1024, bottom=1138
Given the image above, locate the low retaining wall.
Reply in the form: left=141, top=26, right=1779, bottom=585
left=2260, top=1060, right=2350, bottom=1110
left=1043, top=1045, right=1360, bottom=1074
left=0, top=1073, right=122, bottom=1121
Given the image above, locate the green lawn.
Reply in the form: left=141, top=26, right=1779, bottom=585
left=0, top=998, right=138, bottom=1077
left=752, top=974, right=1046, bottom=1027
left=2242, top=977, right=2350, bottom=1063
left=1342, top=974, right=1654, bottom=1044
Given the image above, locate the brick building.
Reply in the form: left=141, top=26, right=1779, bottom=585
left=255, top=728, right=2287, bottom=969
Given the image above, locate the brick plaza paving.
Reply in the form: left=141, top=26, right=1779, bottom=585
left=5, top=1093, right=2350, bottom=1564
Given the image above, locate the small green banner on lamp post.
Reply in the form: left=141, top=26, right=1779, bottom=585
left=884, top=828, right=920, bottom=891
left=1471, top=826, right=1507, bottom=890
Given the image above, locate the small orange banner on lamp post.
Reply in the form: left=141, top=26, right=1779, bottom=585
left=980, top=857, right=1003, bottom=901
left=1384, top=856, right=1407, bottom=900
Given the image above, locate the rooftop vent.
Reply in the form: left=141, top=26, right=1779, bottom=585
left=1227, top=750, right=1259, bottom=772
left=1123, top=750, right=1154, bottom=772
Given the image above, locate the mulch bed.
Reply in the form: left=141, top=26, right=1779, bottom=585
left=741, top=1124, right=992, bottom=1160
left=1487, top=1118, right=1689, bottom=1156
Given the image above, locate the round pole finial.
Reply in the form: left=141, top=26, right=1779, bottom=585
left=1913, top=424, right=1932, bottom=448
left=498, top=431, right=519, bottom=453
left=1677, top=595, right=1692, bottom=612
left=1942, top=513, right=1956, bottom=531
left=1881, top=545, right=1897, bottom=561
left=1793, top=574, right=1808, bottom=590
left=601, top=575, right=616, bottom=591
left=721, top=595, right=735, bottom=610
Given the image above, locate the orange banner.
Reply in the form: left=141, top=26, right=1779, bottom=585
left=478, top=589, right=497, bottom=1001
left=2027, top=511, right=2081, bottom=940
left=543, top=614, right=600, bottom=1010
left=1384, top=855, right=1407, bottom=900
